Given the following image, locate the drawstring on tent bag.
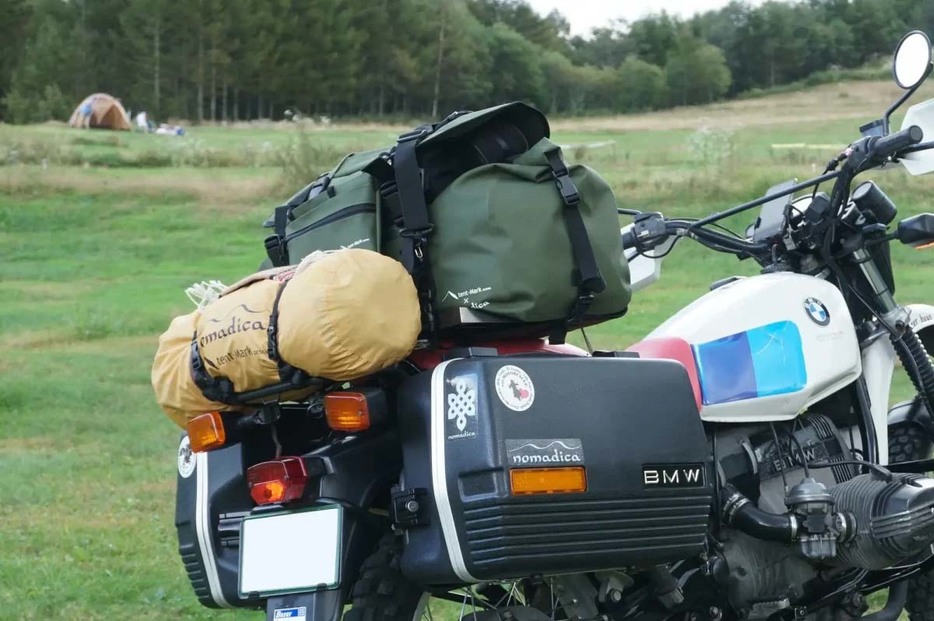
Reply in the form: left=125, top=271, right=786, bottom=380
left=185, top=280, right=227, bottom=309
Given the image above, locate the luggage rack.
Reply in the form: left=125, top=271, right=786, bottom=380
left=227, top=375, right=326, bottom=405
left=436, top=306, right=551, bottom=341
left=436, top=306, right=612, bottom=343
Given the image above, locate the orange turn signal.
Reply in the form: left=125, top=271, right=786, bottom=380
left=510, top=467, right=587, bottom=495
left=916, top=241, right=934, bottom=250
left=324, top=392, right=371, bottom=432
left=187, top=412, right=226, bottom=452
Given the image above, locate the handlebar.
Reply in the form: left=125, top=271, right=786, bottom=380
left=872, top=125, right=924, bottom=160
left=621, top=212, right=771, bottom=262
left=621, top=125, right=924, bottom=260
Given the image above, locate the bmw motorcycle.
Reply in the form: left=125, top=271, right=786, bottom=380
left=175, top=31, right=934, bottom=621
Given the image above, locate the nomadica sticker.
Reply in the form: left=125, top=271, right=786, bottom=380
left=506, top=439, right=584, bottom=466
left=446, top=374, right=478, bottom=440
left=494, top=365, right=535, bottom=412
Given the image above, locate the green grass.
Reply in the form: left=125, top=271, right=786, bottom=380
left=2, top=83, right=934, bottom=618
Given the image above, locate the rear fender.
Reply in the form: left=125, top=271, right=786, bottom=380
left=889, top=397, right=934, bottom=438
left=175, top=429, right=401, bottom=618
left=264, top=432, right=403, bottom=621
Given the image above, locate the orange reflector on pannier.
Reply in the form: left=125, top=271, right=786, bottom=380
left=510, top=467, right=587, bottom=495
left=187, top=412, right=226, bottom=452
left=324, top=392, right=372, bottom=432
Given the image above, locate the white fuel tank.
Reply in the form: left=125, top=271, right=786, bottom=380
left=647, top=273, right=861, bottom=422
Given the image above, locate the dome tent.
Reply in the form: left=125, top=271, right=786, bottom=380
left=68, top=93, right=132, bottom=130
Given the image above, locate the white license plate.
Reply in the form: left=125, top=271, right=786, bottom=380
left=239, top=505, right=342, bottom=597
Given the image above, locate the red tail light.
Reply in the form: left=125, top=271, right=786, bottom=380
left=246, top=457, right=309, bottom=505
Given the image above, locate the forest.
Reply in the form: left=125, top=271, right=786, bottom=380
left=1, top=0, right=934, bottom=123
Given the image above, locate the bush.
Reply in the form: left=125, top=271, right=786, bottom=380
left=688, top=125, right=735, bottom=167
left=3, top=84, right=70, bottom=124
left=275, top=129, right=346, bottom=186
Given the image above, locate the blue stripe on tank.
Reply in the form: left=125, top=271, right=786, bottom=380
left=747, top=320, right=808, bottom=397
left=692, top=321, right=807, bottom=406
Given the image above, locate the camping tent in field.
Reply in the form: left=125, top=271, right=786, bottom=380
left=68, top=93, right=132, bottom=130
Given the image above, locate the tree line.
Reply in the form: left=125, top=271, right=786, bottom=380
left=1, top=0, right=933, bottom=124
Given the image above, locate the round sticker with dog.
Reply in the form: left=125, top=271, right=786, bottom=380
left=495, top=365, right=535, bottom=412
left=178, top=436, right=196, bottom=479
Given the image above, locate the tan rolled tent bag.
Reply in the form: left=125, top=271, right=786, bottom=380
left=152, top=249, right=421, bottom=428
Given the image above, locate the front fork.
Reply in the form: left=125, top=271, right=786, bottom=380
left=861, top=301, right=934, bottom=463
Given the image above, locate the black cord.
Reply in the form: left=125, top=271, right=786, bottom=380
left=770, top=423, right=789, bottom=491
left=812, top=156, right=843, bottom=199
left=618, top=208, right=643, bottom=216
left=676, top=218, right=746, bottom=242
left=807, top=459, right=893, bottom=482
left=707, top=221, right=745, bottom=238
left=712, top=431, right=723, bottom=536
left=783, top=428, right=811, bottom=477
left=637, top=236, right=682, bottom=259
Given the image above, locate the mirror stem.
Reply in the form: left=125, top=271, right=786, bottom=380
left=884, top=63, right=934, bottom=134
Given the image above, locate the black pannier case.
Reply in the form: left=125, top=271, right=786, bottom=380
left=396, top=355, right=714, bottom=584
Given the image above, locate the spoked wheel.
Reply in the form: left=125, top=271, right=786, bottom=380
left=345, top=535, right=568, bottom=621
left=889, top=423, right=934, bottom=621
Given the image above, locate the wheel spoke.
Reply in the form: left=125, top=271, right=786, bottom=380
left=417, top=580, right=553, bottom=621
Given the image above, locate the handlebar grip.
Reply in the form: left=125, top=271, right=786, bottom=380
left=873, top=125, right=924, bottom=159
left=621, top=228, right=638, bottom=250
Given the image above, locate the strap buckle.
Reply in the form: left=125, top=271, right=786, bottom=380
left=552, top=171, right=581, bottom=206
left=545, top=149, right=581, bottom=207
left=569, top=292, right=596, bottom=322
left=399, top=224, right=434, bottom=240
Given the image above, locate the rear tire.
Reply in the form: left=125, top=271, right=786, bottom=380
left=346, top=535, right=560, bottom=621
left=344, top=535, right=424, bottom=621
left=888, top=424, right=934, bottom=621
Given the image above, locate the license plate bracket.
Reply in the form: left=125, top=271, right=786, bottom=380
left=239, top=504, right=343, bottom=598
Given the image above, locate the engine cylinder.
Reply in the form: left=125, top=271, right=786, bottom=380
left=830, top=473, right=934, bottom=569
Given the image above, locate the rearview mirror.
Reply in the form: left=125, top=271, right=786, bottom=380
left=893, top=31, right=932, bottom=89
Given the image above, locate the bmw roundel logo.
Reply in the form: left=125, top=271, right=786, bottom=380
left=804, top=297, right=831, bottom=326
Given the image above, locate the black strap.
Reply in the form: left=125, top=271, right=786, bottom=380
left=266, top=280, right=312, bottom=385
left=394, top=127, right=434, bottom=273
left=264, top=173, right=335, bottom=268
left=267, top=281, right=296, bottom=380
left=266, top=281, right=287, bottom=364
left=544, top=148, right=606, bottom=319
left=392, top=127, right=440, bottom=339
left=264, top=205, right=291, bottom=267
left=189, top=334, right=238, bottom=404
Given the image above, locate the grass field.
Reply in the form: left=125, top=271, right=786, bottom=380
left=2, top=79, right=934, bottom=619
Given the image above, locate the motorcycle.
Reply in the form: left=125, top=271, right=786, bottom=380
left=173, top=31, right=934, bottom=621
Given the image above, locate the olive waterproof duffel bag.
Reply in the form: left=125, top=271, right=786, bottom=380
left=262, top=102, right=631, bottom=341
